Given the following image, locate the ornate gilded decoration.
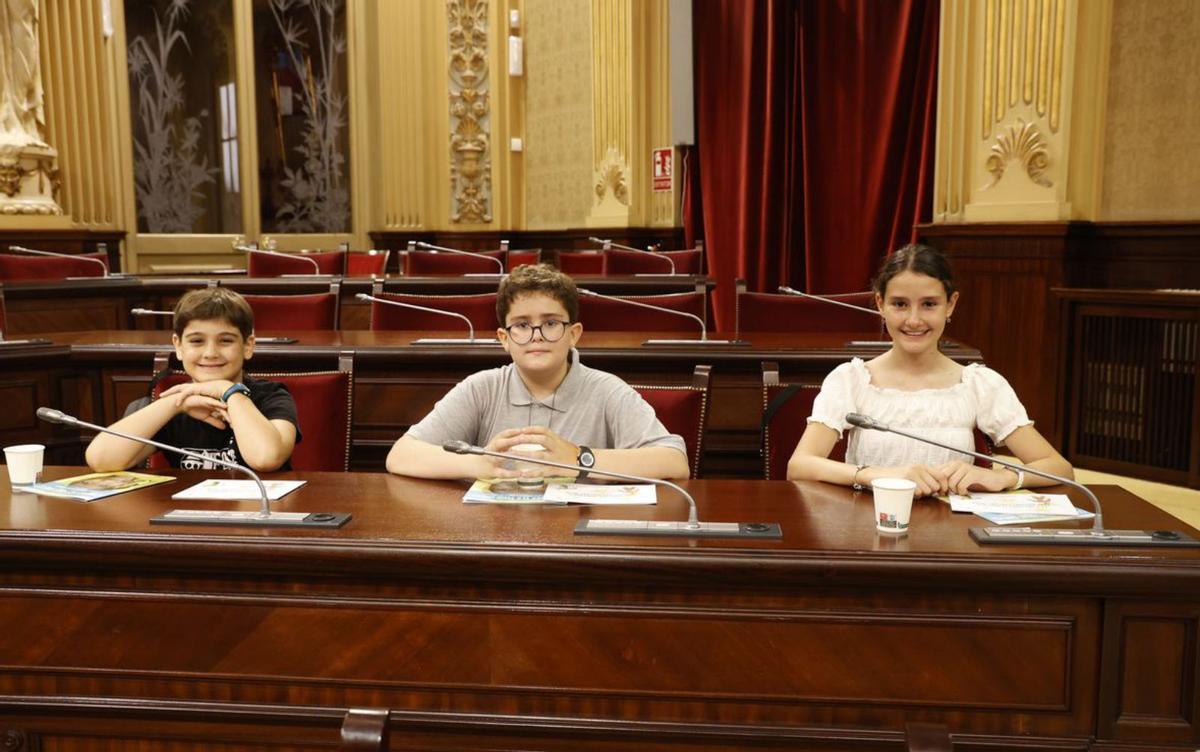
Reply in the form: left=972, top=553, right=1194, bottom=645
left=593, top=145, right=629, bottom=206
left=447, top=0, right=492, bottom=223
left=0, top=0, right=63, bottom=215
left=982, top=118, right=1051, bottom=190
left=982, top=0, right=1064, bottom=138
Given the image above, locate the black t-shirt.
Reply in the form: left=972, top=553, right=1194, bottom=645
left=125, top=377, right=301, bottom=470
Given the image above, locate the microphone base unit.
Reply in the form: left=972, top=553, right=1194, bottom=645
left=970, top=526, right=1200, bottom=547
left=575, top=519, right=782, bottom=538
left=641, top=338, right=750, bottom=347
left=254, top=337, right=299, bottom=345
left=151, top=509, right=352, bottom=528
left=410, top=337, right=501, bottom=346
left=463, top=273, right=505, bottom=277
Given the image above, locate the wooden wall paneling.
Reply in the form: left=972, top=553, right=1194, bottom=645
left=1084, top=222, right=1200, bottom=290
left=917, top=223, right=1087, bottom=446
left=1099, top=600, right=1200, bottom=746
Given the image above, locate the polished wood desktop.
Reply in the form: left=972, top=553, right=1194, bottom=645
left=0, top=330, right=982, bottom=476
left=0, top=469, right=1196, bottom=750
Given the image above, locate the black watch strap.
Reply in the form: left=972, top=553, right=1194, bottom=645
left=577, top=445, right=595, bottom=480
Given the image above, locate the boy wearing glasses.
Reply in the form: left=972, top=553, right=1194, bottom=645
left=386, top=264, right=690, bottom=480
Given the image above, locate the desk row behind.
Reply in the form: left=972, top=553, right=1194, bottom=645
left=0, top=469, right=1197, bottom=750
left=0, top=274, right=713, bottom=336
left=0, top=330, right=982, bottom=477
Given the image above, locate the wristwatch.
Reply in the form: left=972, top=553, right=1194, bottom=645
left=221, top=383, right=251, bottom=403
left=576, top=445, right=596, bottom=480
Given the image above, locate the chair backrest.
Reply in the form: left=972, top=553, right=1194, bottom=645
left=577, top=291, right=707, bottom=332
left=241, top=282, right=341, bottom=331
left=505, top=249, right=541, bottom=271
left=761, top=362, right=994, bottom=480
left=346, top=250, right=391, bottom=277
left=367, top=288, right=499, bottom=332
left=736, top=281, right=880, bottom=334
left=0, top=251, right=109, bottom=281
left=603, top=247, right=703, bottom=275
left=149, top=352, right=355, bottom=471
left=404, top=250, right=504, bottom=276
left=248, top=250, right=345, bottom=277
left=629, top=365, right=711, bottom=478
left=555, top=251, right=605, bottom=275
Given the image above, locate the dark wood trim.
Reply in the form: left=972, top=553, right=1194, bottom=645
left=0, top=230, right=125, bottom=272
left=369, top=227, right=687, bottom=253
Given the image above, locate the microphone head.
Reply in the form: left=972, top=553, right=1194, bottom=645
left=845, top=413, right=884, bottom=431
left=36, top=407, right=70, bottom=425
left=577, top=288, right=598, bottom=297
left=355, top=293, right=372, bottom=302
left=442, top=440, right=478, bottom=455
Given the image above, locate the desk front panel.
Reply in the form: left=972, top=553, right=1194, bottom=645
left=6, top=475, right=1197, bottom=749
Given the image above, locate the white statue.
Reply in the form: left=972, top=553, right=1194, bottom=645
left=0, top=0, right=46, bottom=147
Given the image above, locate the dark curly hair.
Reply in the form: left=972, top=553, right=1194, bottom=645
left=496, top=263, right=579, bottom=324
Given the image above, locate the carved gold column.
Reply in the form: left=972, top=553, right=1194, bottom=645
left=586, top=0, right=672, bottom=229
left=0, top=0, right=65, bottom=222
left=934, top=0, right=1112, bottom=222
left=448, top=0, right=494, bottom=226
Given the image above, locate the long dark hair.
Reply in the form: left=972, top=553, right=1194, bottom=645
left=871, top=243, right=957, bottom=299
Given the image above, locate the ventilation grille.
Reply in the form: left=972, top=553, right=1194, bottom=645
left=1075, top=314, right=1197, bottom=471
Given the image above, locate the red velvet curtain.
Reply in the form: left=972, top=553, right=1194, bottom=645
left=692, top=0, right=939, bottom=331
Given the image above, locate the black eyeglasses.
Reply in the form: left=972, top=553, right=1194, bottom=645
left=504, top=319, right=571, bottom=344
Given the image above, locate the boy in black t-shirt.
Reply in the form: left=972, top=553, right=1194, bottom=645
left=85, top=288, right=299, bottom=472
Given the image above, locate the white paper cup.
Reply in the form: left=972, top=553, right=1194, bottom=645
left=871, top=477, right=916, bottom=534
left=509, top=442, right=548, bottom=488
left=4, top=444, right=45, bottom=487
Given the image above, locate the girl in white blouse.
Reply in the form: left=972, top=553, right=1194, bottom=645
left=786, top=244, right=1073, bottom=497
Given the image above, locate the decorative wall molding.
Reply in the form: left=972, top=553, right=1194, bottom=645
left=981, top=0, right=1066, bottom=138
left=447, top=0, right=492, bottom=224
left=593, top=144, right=629, bottom=206
left=0, top=143, right=62, bottom=214
left=982, top=118, right=1052, bottom=189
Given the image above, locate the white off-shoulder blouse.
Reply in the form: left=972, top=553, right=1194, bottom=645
left=807, top=358, right=1032, bottom=468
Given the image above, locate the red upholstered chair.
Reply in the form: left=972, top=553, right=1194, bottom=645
left=761, top=362, right=994, bottom=480
left=367, top=287, right=498, bottom=333
left=346, top=250, right=391, bottom=277
left=247, top=249, right=345, bottom=277
left=630, top=365, right=711, bottom=478
left=603, top=248, right=702, bottom=275
left=404, top=250, right=505, bottom=276
left=242, top=282, right=341, bottom=331
left=0, top=251, right=109, bottom=281
left=506, top=249, right=541, bottom=271
left=148, top=352, right=355, bottom=471
left=577, top=291, right=707, bottom=332
left=736, top=280, right=881, bottom=334
left=555, top=251, right=605, bottom=275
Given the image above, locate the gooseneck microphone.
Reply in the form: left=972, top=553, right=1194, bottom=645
left=355, top=293, right=498, bottom=345
left=9, top=245, right=113, bottom=278
left=414, top=241, right=506, bottom=274
left=588, top=236, right=675, bottom=274
left=234, top=245, right=321, bottom=274
left=778, top=286, right=880, bottom=316
left=442, top=440, right=780, bottom=538
left=577, top=288, right=746, bottom=347
left=844, top=412, right=1198, bottom=547
left=130, top=308, right=172, bottom=317
left=36, top=407, right=349, bottom=528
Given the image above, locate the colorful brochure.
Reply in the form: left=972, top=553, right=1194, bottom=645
left=25, top=471, right=175, bottom=502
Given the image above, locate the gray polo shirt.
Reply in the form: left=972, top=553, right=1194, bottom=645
left=405, top=349, right=687, bottom=456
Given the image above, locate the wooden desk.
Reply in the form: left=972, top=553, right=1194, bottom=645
left=1, top=275, right=714, bottom=335
left=0, top=331, right=982, bottom=475
left=0, top=470, right=1196, bottom=750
